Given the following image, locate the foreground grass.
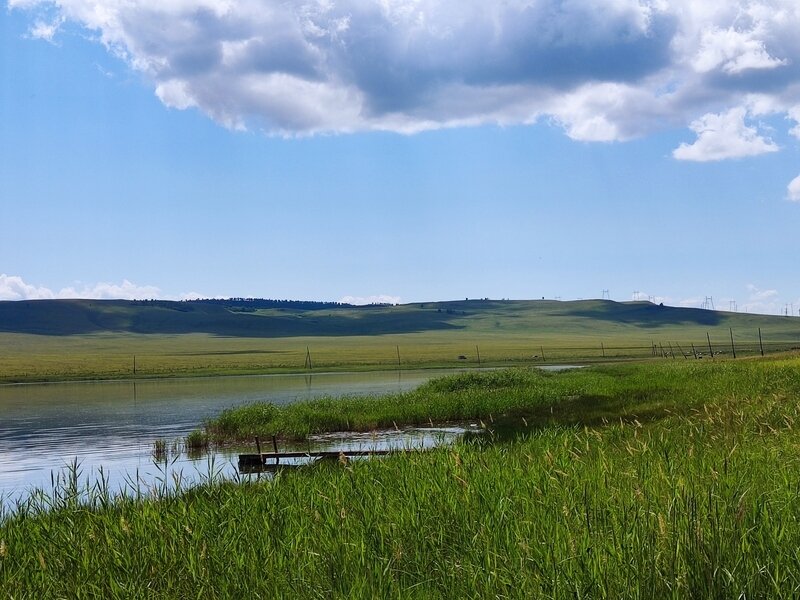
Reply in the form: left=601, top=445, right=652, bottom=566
left=3, top=358, right=800, bottom=598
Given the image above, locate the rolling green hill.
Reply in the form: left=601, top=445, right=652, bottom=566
left=0, top=298, right=456, bottom=337
left=0, top=297, right=784, bottom=337
left=1, top=298, right=799, bottom=382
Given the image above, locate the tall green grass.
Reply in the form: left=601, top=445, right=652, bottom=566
left=3, top=358, right=800, bottom=598
left=200, top=357, right=800, bottom=442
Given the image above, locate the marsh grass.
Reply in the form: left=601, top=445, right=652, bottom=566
left=3, top=358, right=800, bottom=598
left=200, top=358, right=800, bottom=443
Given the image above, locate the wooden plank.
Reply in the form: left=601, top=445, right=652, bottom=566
left=237, top=448, right=419, bottom=468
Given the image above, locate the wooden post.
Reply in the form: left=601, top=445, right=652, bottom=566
left=659, top=343, right=665, bottom=358
left=759, top=327, right=764, bottom=357
left=255, top=436, right=262, bottom=457
left=667, top=342, right=676, bottom=359
left=729, top=328, right=737, bottom=359
left=707, top=332, right=714, bottom=360
left=675, top=343, right=689, bottom=359
left=272, top=436, right=279, bottom=465
left=691, top=343, right=698, bottom=359
left=601, top=342, right=605, bottom=358
left=396, top=345, right=401, bottom=369
left=305, top=347, right=313, bottom=370
left=476, top=345, right=481, bottom=366
left=541, top=346, right=546, bottom=362
left=133, top=355, right=136, bottom=378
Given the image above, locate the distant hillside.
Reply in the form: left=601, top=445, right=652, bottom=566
left=1, top=298, right=798, bottom=340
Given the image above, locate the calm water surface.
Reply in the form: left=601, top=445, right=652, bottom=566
left=0, top=367, right=574, bottom=509
left=0, top=369, right=472, bottom=505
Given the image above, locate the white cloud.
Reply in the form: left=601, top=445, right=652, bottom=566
left=676, top=296, right=705, bottom=308
left=0, top=274, right=56, bottom=300
left=692, top=26, right=787, bottom=74
left=340, top=294, right=401, bottom=305
left=672, top=107, right=779, bottom=161
left=746, top=283, right=778, bottom=301
left=28, top=16, right=63, bottom=41
left=56, top=279, right=163, bottom=300
left=741, top=283, right=786, bottom=315
left=7, top=0, right=800, bottom=153
left=788, top=106, right=800, bottom=139
left=787, top=174, right=800, bottom=201
left=0, top=274, right=178, bottom=301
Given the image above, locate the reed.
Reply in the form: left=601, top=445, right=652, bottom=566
left=199, top=357, right=800, bottom=442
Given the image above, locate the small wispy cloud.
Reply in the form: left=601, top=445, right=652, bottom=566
left=340, top=294, right=401, bottom=306
left=739, top=283, right=790, bottom=315
left=27, top=16, right=63, bottom=42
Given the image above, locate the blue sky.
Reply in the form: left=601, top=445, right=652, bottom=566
left=2, top=1, right=800, bottom=314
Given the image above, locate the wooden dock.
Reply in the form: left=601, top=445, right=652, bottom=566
left=237, top=436, right=427, bottom=471
left=238, top=448, right=400, bottom=469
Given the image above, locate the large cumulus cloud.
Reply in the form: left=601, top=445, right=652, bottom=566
left=11, top=0, right=800, bottom=161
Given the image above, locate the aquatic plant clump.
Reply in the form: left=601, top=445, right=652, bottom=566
left=197, top=358, right=800, bottom=443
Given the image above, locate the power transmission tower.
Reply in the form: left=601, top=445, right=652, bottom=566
left=633, top=291, right=640, bottom=301
left=602, top=289, right=610, bottom=300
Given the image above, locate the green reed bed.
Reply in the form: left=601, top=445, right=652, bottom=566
left=199, top=357, right=800, bottom=443
left=3, top=358, right=800, bottom=598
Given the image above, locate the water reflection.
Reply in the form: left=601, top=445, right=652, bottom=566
left=0, top=366, right=574, bottom=508
left=0, top=369, right=467, bottom=505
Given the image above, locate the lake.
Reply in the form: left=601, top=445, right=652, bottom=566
left=0, top=369, right=478, bottom=507
left=0, top=366, right=574, bottom=510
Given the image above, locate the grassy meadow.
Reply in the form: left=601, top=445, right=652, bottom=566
left=2, top=298, right=800, bottom=383
left=3, top=357, right=800, bottom=597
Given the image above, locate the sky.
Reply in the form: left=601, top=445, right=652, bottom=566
left=2, top=0, right=800, bottom=315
